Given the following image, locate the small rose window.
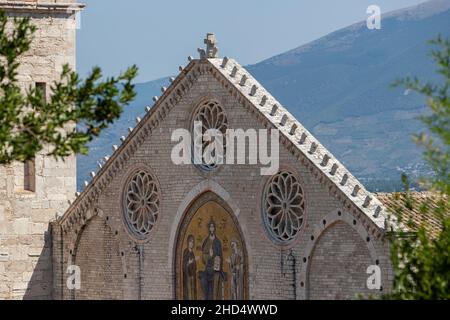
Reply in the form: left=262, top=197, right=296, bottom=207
left=262, top=170, right=305, bottom=244
left=123, top=170, right=160, bottom=239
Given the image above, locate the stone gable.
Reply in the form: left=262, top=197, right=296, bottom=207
left=52, top=50, right=392, bottom=299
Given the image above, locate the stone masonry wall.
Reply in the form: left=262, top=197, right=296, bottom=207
left=309, top=221, right=374, bottom=300
left=73, top=215, right=123, bottom=300
left=57, top=64, right=392, bottom=300
left=0, top=2, right=78, bottom=300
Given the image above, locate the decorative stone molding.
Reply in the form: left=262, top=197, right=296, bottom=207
left=0, top=1, right=85, bottom=13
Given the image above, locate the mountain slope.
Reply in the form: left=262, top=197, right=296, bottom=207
left=77, top=0, right=450, bottom=191
left=246, top=0, right=450, bottom=187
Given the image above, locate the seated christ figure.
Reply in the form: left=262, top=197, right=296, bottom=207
left=199, top=217, right=226, bottom=300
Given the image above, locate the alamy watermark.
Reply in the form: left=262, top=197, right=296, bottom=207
left=171, top=122, right=280, bottom=176
left=367, top=5, right=382, bottom=30
left=366, top=265, right=382, bottom=290
left=67, top=265, right=81, bottom=290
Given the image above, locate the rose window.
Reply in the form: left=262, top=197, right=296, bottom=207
left=123, top=170, right=160, bottom=239
left=192, top=100, right=228, bottom=171
left=262, top=171, right=305, bottom=244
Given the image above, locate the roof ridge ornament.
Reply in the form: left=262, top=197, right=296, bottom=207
left=198, top=33, right=219, bottom=59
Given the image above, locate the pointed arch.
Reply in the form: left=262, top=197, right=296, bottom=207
left=298, top=209, right=382, bottom=300
left=171, top=181, right=249, bottom=299
left=72, top=215, right=124, bottom=300
left=168, top=179, right=252, bottom=272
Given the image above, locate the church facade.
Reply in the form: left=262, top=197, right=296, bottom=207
left=52, top=37, right=394, bottom=300
left=1, top=2, right=395, bottom=300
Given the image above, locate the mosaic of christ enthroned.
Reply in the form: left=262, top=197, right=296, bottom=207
left=176, top=199, right=248, bottom=300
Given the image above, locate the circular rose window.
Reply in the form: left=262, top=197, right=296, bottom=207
left=262, top=170, right=306, bottom=244
left=123, top=170, right=160, bottom=240
left=192, top=100, right=228, bottom=171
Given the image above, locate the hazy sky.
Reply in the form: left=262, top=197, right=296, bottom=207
left=77, top=0, right=427, bottom=83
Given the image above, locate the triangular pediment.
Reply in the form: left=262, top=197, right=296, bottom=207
left=58, top=56, right=391, bottom=234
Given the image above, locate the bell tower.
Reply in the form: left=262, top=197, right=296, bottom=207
left=0, top=0, right=84, bottom=299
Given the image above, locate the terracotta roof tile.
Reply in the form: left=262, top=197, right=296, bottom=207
left=375, top=192, right=447, bottom=238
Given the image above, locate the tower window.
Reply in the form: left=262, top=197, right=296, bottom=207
left=36, top=82, right=47, bottom=101
left=24, top=158, right=36, bottom=192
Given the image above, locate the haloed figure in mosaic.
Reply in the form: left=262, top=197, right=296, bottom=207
left=199, top=217, right=226, bottom=300
left=182, top=234, right=198, bottom=300
left=228, top=238, right=244, bottom=300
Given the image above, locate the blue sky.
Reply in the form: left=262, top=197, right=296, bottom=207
left=77, top=0, right=427, bottom=83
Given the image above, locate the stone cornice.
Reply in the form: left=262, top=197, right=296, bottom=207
left=0, top=1, right=85, bottom=13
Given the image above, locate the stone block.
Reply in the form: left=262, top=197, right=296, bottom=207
left=22, top=272, right=34, bottom=282
left=28, top=247, right=43, bottom=258
left=12, top=282, right=28, bottom=292
left=0, top=252, right=9, bottom=262
left=10, top=246, right=28, bottom=261
left=31, top=223, right=48, bottom=235
left=13, top=218, right=30, bottom=235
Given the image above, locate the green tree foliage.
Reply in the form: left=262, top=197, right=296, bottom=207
left=0, top=10, right=138, bottom=164
left=386, top=37, right=450, bottom=299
